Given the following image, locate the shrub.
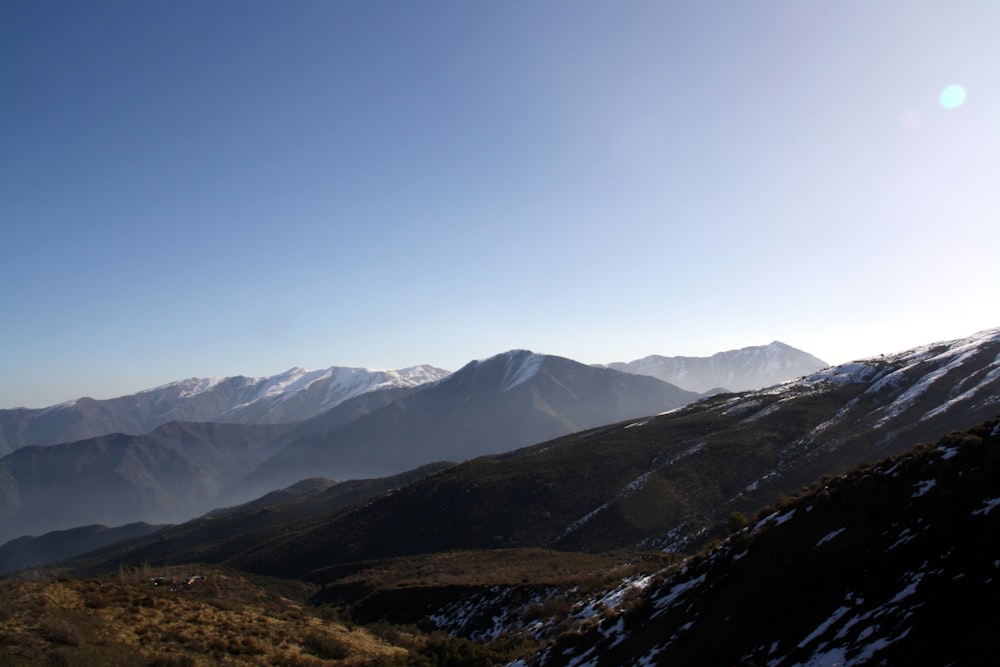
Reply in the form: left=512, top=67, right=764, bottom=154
left=727, top=511, right=749, bottom=533
left=303, top=630, right=351, bottom=660
left=411, top=634, right=531, bottom=667
left=149, top=656, right=198, bottom=667
left=83, top=591, right=111, bottom=608
left=38, top=617, right=82, bottom=646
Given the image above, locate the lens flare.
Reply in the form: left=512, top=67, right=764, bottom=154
left=939, top=85, right=967, bottom=110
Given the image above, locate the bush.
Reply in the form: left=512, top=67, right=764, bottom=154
left=411, top=634, right=530, bottom=667
left=38, top=617, right=82, bottom=646
left=303, top=630, right=350, bottom=660
left=727, top=511, right=749, bottom=533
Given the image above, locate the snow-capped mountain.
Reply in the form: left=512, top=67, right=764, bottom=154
left=0, top=350, right=699, bottom=543
left=244, top=349, right=701, bottom=489
left=606, top=341, right=829, bottom=393
left=0, top=364, right=450, bottom=453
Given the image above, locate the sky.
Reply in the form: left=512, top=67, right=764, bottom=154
left=2, top=1, right=998, bottom=408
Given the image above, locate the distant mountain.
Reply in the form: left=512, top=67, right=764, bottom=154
left=0, top=364, right=450, bottom=453
left=527, top=416, right=1000, bottom=666
left=606, top=341, right=828, bottom=392
left=0, top=522, right=164, bottom=575
left=66, top=463, right=454, bottom=576
left=0, top=421, right=297, bottom=543
left=244, top=350, right=701, bottom=489
left=0, top=351, right=698, bottom=544
left=74, top=328, right=1000, bottom=580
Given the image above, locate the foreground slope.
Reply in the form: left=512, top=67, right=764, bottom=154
left=526, top=416, right=1000, bottom=666
left=0, top=565, right=408, bottom=666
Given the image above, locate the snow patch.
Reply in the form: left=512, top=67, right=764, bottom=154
left=816, top=527, right=846, bottom=547
left=938, top=446, right=960, bottom=460
left=651, top=573, right=707, bottom=618
left=500, top=352, right=545, bottom=392
left=973, top=497, right=1000, bottom=516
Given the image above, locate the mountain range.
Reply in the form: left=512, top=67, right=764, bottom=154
left=0, top=341, right=826, bottom=543
left=1, top=328, right=998, bottom=665
left=58, top=328, right=1000, bottom=579
left=0, top=364, right=449, bottom=453
left=0, top=351, right=700, bottom=542
left=0, top=341, right=827, bottom=455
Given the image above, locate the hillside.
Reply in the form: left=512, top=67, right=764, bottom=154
left=0, top=564, right=410, bottom=666
left=0, top=523, right=164, bottom=576
left=524, top=416, right=1000, bottom=666
left=0, top=421, right=297, bottom=543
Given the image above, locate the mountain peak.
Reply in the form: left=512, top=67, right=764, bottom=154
left=442, top=350, right=546, bottom=393
left=496, top=350, right=546, bottom=391
left=608, top=342, right=828, bottom=393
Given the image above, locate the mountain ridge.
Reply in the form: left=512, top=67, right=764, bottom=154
left=1, top=341, right=829, bottom=453
left=0, top=364, right=451, bottom=453
left=606, top=340, right=828, bottom=393
left=242, top=350, right=701, bottom=489
left=63, top=328, right=1000, bottom=582
left=0, top=351, right=700, bottom=543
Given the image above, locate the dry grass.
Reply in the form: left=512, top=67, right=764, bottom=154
left=0, top=566, right=407, bottom=666
left=312, top=548, right=678, bottom=591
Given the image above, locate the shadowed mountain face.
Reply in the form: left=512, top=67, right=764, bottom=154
left=0, top=522, right=164, bottom=575
left=607, top=341, right=828, bottom=393
left=64, top=463, right=454, bottom=577
left=0, top=421, right=297, bottom=543
left=70, top=330, right=1000, bottom=584
left=244, top=350, right=701, bottom=489
left=0, top=365, right=450, bottom=454
left=526, top=417, right=1000, bottom=667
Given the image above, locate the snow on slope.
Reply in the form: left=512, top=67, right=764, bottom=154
left=159, top=364, right=452, bottom=423
left=3, top=364, right=452, bottom=450
left=500, top=351, right=546, bottom=392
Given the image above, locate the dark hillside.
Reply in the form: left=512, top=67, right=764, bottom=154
left=0, top=421, right=296, bottom=543
left=529, top=416, right=1000, bottom=666
left=66, top=463, right=453, bottom=576
left=0, top=522, right=164, bottom=575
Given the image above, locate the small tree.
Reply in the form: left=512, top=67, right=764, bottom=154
left=727, top=511, right=749, bottom=534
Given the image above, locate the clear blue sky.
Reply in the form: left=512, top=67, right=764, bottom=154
left=2, top=1, right=998, bottom=408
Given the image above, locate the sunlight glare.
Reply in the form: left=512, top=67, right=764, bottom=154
left=939, top=84, right=967, bottom=110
